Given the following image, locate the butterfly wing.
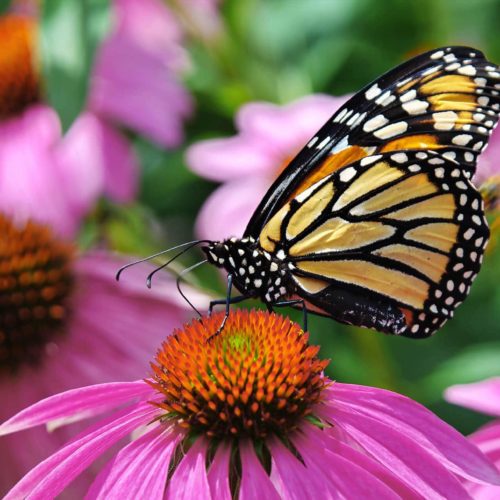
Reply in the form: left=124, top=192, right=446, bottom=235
left=259, top=150, right=489, bottom=337
left=245, top=46, right=500, bottom=237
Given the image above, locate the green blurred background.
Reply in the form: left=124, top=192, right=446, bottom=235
left=22, top=0, right=500, bottom=433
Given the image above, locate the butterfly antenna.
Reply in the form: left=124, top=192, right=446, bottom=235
left=176, top=259, right=208, bottom=318
left=146, top=241, right=208, bottom=288
left=116, top=239, right=210, bottom=281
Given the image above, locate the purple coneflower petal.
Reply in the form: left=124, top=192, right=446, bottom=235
left=294, top=424, right=404, bottom=499
left=302, top=424, right=420, bottom=499
left=0, top=381, right=153, bottom=436
left=166, top=437, right=212, bottom=499
left=268, top=435, right=332, bottom=499
left=445, top=378, right=500, bottom=417
left=195, top=177, right=271, bottom=240
left=326, top=384, right=500, bottom=485
left=86, top=425, right=181, bottom=499
left=239, top=440, right=281, bottom=500
left=5, top=402, right=157, bottom=500
left=187, top=136, right=278, bottom=182
left=320, top=402, right=472, bottom=498
left=207, top=441, right=231, bottom=500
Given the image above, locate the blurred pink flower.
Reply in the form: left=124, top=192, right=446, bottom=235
left=476, top=125, right=500, bottom=184
left=89, top=0, right=193, bottom=148
left=1, top=310, right=499, bottom=498
left=0, top=13, right=138, bottom=238
left=445, top=378, right=500, bottom=499
left=186, top=94, right=349, bottom=241
left=0, top=215, right=207, bottom=495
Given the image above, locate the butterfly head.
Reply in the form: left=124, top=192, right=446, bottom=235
left=202, top=237, right=292, bottom=303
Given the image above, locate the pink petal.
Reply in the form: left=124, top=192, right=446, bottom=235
left=186, top=135, right=279, bottom=182
left=445, top=378, right=500, bottom=417
left=470, top=421, right=500, bottom=461
left=55, top=113, right=139, bottom=208
left=5, top=402, right=157, bottom=500
left=292, top=425, right=405, bottom=499
left=0, top=381, right=153, bottom=436
left=239, top=440, right=281, bottom=500
left=236, top=94, right=349, bottom=156
left=195, top=177, right=271, bottom=240
left=166, top=437, right=212, bottom=499
left=114, top=0, right=183, bottom=51
left=268, top=436, right=331, bottom=499
left=207, top=441, right=231, bottom=500
left=86, top=424, right=181, bottom=499
left=475, top=125, right=500, bottom=183
left=319, top=402, right=473, bottom=498
left=325, top=383, right=500, bottom=485
left=0, top=105, right=79, bottom=237
left=89, top=0, right=192, bottom=148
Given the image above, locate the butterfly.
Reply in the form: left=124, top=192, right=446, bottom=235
left=195, top=46, right=500, bottom=339
left=117, top=46, right=498, bottom=339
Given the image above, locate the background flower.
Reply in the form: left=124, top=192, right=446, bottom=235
left=186, top=94, right=349, bottom=240
left=0, top=12, right=138, bottom=238
left=445, top=378, right=500, bottom=498
left=1, top=311, right=499, bottom=498
left=0, top=215, right=207, bottom=495
left=89, top=0, right=193, bottom=148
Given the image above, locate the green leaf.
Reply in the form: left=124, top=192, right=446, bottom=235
left=0, top=0, right=12, bottom=15
left=40, top=0, right=110, bottom=129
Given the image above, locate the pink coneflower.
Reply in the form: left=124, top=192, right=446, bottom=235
left=0, top=214, right=206, bottom=495
left=186, top=94, right=349, bottom=241
left=2, top=310, right=499, bottom=498
left=445, top=378, right=500, bottom=498
left=0, top=13, right=138, bottom=238
left=89, top=0, right=193, bottom=148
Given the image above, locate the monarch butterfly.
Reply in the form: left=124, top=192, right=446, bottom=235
left=119, top=46, right=499, bottom=338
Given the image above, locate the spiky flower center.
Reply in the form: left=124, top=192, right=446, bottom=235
left=0, top=215, right=74, bottom=375
left=0, top=14, right=39, bottom=119
left=150, top=310, right=329, bottom=439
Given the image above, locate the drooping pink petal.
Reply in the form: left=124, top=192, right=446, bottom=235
left=0, top=104, right=79, bottom=237
left=239, top=440, right=281, bottom=500
left=186, top=135, right=279, bottom=182
left=85, top=424, right=181, bottom=499
left=5, top=402, right=157, bottom=500
left=324, top=383, right=500, bottom=485
left=318, top=402, right=474, bottom=498
left=0, top=381, right=153, bottom=436
left=292, top=425, right=405, bottom=499
left=268, top=435, right=332, bottom=499
left=470, top=421, right=500, bottom=462
left=235, top=94, right=349, bottom=157
left=207, top=441, right=231, bottom=500
left=166, top=437, right=212, bottom=499
left=476, top=125, right=500, bottom=183
left=445, top=378, right=500, bottom=417
left=54, top=113, right=139, bottom=210
left=89, top=0, right=192, bottom=147
left=195, top=177, right=271, bottom=240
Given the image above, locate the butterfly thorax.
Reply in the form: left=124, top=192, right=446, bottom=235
left=202, top=237, right=293, bottom=304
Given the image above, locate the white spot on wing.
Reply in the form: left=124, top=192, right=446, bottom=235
left=365, top=84, right=382, bottom=100
left=339, top=166, right=357, bottom=182
left=373, top=121, right=408, bottom=139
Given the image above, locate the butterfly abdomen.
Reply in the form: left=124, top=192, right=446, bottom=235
left=202, top=238, right=294, bottom=303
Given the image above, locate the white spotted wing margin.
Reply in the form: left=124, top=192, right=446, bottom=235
left=245, top=46, right=500, bottom=237
left=279, top=150, right=489, bottom=338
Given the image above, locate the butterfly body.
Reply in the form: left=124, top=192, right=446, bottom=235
left=203, top=237, right=294, bottom=304
left=201, top=46, right=499, bottom=338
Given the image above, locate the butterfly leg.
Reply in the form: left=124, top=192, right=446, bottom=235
left=208, top=295, right=247, bottom=316
left=207, top=274, right=236, bottom=342
left=271, top=299, right=308, bottom=332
